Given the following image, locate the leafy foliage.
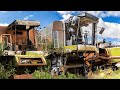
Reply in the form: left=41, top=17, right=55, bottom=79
left=32, top=67, right=83, bottom=79
left=24, top=67, right=31, bottom=74
left=0, top=63, right=15, bottom=79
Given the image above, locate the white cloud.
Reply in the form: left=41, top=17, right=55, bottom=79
left=81, top=18, right=120, bottom=40
left=23, top=15, right=34, bottom=20
left=57, top=11, right=73, bottom=15
left=61, top=14, right=72, bottom=21
left=104, top=11, right=120, bottom=17
left=86, top=11, right=103, bottom=17
left=0, top=11, right=8, bottom=13
left=98, top=18, right=120, bottom=39
left=57, top=11, right=120, bottom=19
left=57, top=11, right=74, bottom=21
left=57, top=11, right=120, bottom=36
left=57, top=11, right=120, bottom=44
left=0, top=23, right=8, bottom=26
left=85, top=11, right=120, bottom=18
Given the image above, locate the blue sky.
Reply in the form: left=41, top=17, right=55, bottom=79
left=0, top=11, right=120, bottom=45
left=0, top=11, right=62, bottom=29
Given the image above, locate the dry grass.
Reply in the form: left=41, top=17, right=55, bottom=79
left=89, top=68, right=120, bottom=79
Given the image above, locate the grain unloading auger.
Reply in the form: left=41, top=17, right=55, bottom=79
left=0, top=20, right=47, bottom=73
left=40, top=12, right=112, bottom=78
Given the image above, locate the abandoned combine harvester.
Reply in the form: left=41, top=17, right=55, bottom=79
left=0, top=12, right=119, bottom=78
left=0, top=20, right=47, bottom=73
left=39, top=12, right=113, bottom=78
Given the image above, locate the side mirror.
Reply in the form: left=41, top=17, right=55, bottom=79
left=99, top=27, right=105, bottom=34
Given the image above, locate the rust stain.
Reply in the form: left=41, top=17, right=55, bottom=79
left=10, top=74, right=33, bottom=79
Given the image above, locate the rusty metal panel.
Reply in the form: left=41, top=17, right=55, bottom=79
left=6, top=29, right=36, bottom=46
left=7, top=30, right=28, bottom=45
left=52, top=21, right=64, bottom=48
left=29, top=29, right=36, bottom=45
left=11, top=74, right=33, bottom=79
left=0, top=26, right=7, bottom=35
left=53, top=21, right=63, bottom=31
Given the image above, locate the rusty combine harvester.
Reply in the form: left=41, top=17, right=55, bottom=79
left=0, top=12, right=120, bottom=78
left=0, top=20, right=47, bottom=74
left=39, top=12, right=114, bottom=78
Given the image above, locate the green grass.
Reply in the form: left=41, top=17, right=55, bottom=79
left=32, top=70, right=84, bottom=79
left=32, top=66, right=84, bottom=79
left=107, top=47, right=120, bottom=63
left=108, top=47, right=120, bottom=56
left=32, top=68, right=120, bottom=79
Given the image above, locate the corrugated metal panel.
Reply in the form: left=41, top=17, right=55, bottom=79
left=29, top=29, right=36, bottom=45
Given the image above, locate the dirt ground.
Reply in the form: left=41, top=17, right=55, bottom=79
left=10, top=74, right=33, bottom=79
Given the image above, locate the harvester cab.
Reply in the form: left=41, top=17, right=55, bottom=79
left=64, top=12, right=99, bottom=46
